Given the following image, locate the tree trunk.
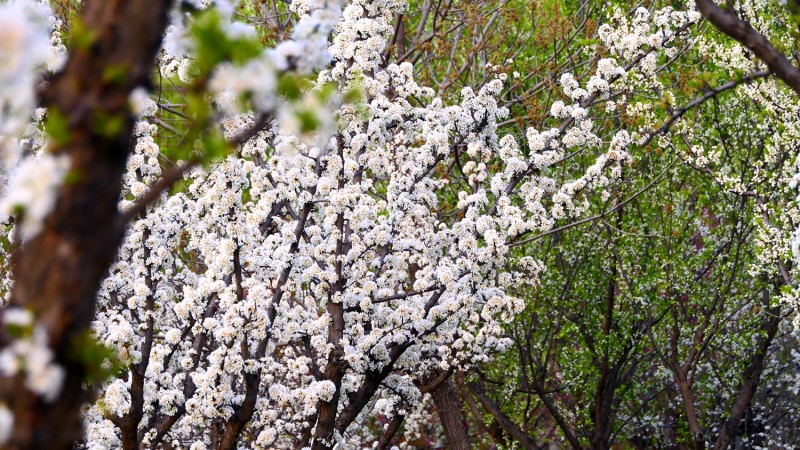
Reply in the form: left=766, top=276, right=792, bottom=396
left=674, top=367, right=706, bottom=450
left=713, top=306, right=781, bottom=450
left=468, top=381, right=540, bottom=449
left=0, top=1, right=173, bottom=448
left=376, top=414, right=404, bottom=450
left=309, top=138, right=348, bottom=450
left=592, top=239, right=618, bottom=450
left=430, top=378, right=469, bottom=450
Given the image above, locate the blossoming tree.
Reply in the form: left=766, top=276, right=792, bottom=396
left=1, top=0, right=800, bottom=449
left=463, top=0, right=800, bottom=447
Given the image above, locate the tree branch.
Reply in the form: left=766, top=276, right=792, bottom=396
left=695, top=0, right=800, bottom=95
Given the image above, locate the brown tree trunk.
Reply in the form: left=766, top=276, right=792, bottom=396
left=430, top=378, right=469, bottom=450
left=217, top=370, right=261, bottom=450
left=674, top=367, right=706, bottom=450
left=309, top=139, right=348, bottom=450
left=0, top=1, right=173, bottom=448
left=592, top=236, right=618, bottom=450
left=468, top=381, right=541, bottom=449
left=713, top=305, right=781, bottom=450
left=530, top=377, right=582, bottom=449
left=376, top=414, right=404, bottom=450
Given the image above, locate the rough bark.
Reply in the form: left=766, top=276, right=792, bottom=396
left=375, top=414, right=404, bottom=450
left=216, top=370, right=261, bottom=450
left=0, top=1, right=173, bottom=448
left=430, top=378, right=469, bottom=450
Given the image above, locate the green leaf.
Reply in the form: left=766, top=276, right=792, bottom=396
left=70, top=18, right=98, bottom=52
left=45, top=109, right=71, bottom=147
left=90, top=112, right=126, bottom=139
left=277, top=74, right=304, bottom=100
left=200, top=131, right=229, bottom=162
left=69, top=331, right=123, bottom=384
left=102, top=64, right=130, bottom=86
left=296, top=109, right=321, bottom=133
left=190, top=10, right=262, bottom=74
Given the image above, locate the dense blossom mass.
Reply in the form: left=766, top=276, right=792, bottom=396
left=1, top=0, right=800, bottom=448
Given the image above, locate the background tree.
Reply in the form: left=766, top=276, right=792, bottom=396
left=465, top=0, right=800, bottom=448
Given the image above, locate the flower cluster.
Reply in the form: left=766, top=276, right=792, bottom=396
left=0, top=153, right=70, bottom=238
left=0, top=309, right=64, bottom=403
left=75, top=0, right=711, bottom=448
left=0, top=1, right=69, bottom=240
